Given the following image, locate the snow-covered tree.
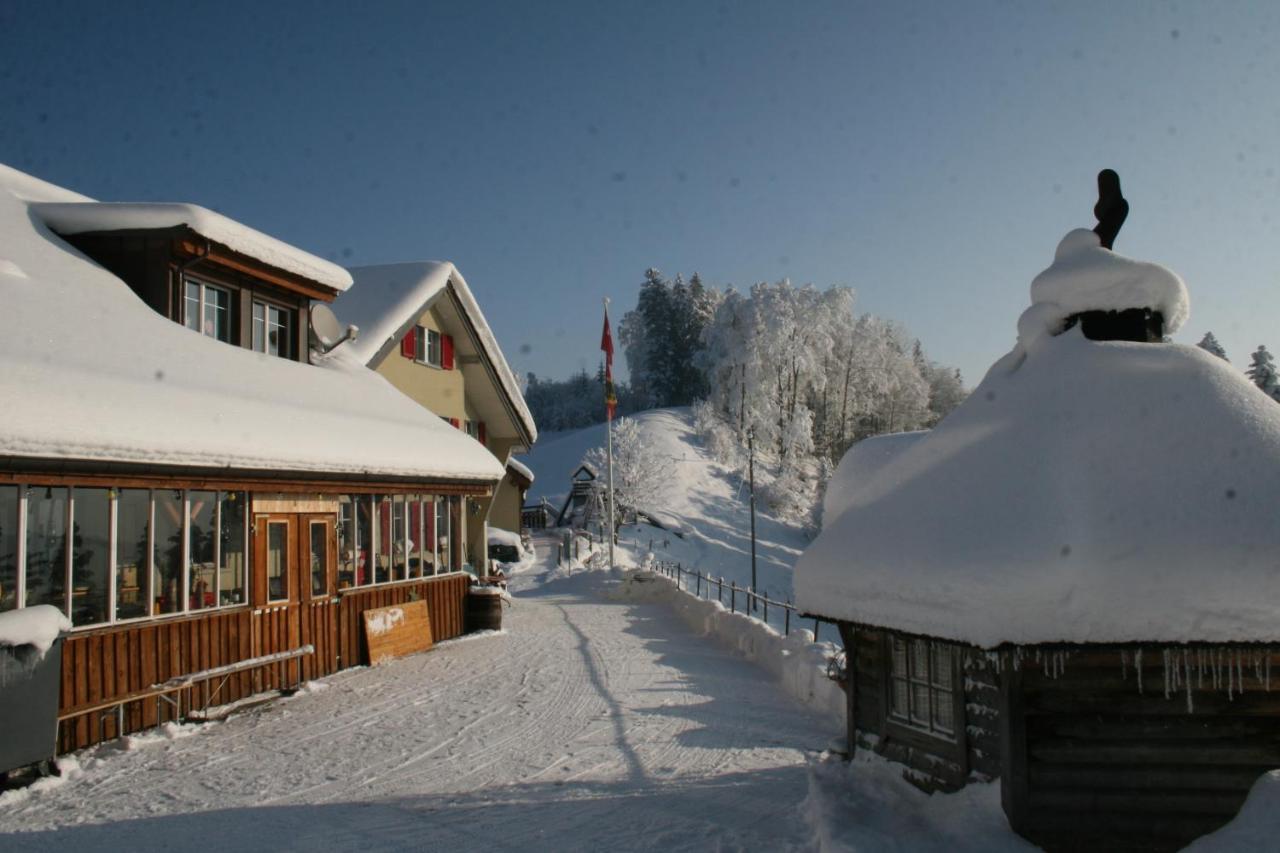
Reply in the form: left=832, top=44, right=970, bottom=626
left=1246, top=345, right=1280, bottom=400
left=582, top=416, right=675, bottom=520
left=1197, top=332, right=1229, bottom=361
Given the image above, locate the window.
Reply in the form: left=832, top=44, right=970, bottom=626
left=25, top=486, right=67, bottom=610
left=266, top=521, right=289, bottom=602
left=887, top=636, right=957, bottom=740
left=115, top=489, right=150, bottom=620
left=0, top=486, right=17, bottom=612
left=153, top=490, right=183, bottom=614
left=70, top=487, right=110, bottom=625
left=183, top=278, right=232, bottom=343
left=310, top=521, right=327, bottom=597
left=338, top=496, right=356, bottom=589
left=414, top=326, right=442, bottom=367
left=252, top=300, right=293, bottom=359
left=464, top=420, right=478, bottom=439
left=188, top=491, right=217, bottom=610
left=219, top=492, right=247, bottom=605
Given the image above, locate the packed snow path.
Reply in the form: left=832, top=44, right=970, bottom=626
left=2, top=535, right=839, bottom=852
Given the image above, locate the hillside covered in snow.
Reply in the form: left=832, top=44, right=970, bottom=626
left=523, top=408, right=810, bottom=603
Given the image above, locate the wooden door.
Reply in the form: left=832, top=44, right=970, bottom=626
left=251, top=514, right=300, bottom=691
left=300, top=513, right=339, bottom=677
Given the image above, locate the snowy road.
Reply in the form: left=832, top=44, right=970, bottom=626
left=1, top=535, right=840, bottom=852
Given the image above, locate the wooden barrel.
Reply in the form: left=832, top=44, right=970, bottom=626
left=466, top=588, right=504, bottom=633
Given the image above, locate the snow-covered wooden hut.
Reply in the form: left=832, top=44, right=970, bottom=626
left=795, top=177, right=1280, bottom=851
left=0, top=163, right=504, bottom=757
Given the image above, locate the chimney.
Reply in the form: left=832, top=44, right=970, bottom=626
left=1062, top=169, right=1165, bottom=343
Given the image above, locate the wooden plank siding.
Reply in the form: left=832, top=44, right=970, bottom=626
left=1007, top=647, right=1280, bottom=853
left=55, top=573, right=470, bottom=754
left=840, top=623, right=999, bottom=793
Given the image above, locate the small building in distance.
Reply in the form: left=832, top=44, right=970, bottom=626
left=795, top=177, right=1280, bottom=852
left=555, top=464, right=600, bottom=529
left=334, top=263, right=537, bottom=575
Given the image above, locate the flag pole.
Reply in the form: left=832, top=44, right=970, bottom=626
left=604, top=297, right=616, bottom=570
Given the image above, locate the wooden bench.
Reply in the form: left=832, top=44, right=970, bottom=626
left=58, top=644, right=315, bottom=745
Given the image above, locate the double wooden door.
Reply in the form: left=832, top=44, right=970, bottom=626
left=252, top=512, right=339, bottom=681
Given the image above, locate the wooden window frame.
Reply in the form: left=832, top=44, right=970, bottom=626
left=879, top=632, right=968, bottom=764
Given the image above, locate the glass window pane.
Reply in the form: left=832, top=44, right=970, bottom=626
left=219, top=492, right=246, bottom=606
left=252, top=302, right=266, bottom=352
left=25, top=486, right=68, bottom=612
left=70, top=488, right=110, bottom=625
left=266, top=305, right=290, bottom=359
left=184, top=280, right=201, bottom=332
left=0, top=486, right=17, bottom=612
left=153, top=490, right=183, bottom=614
left=392, top=495, right=407, bottom=581
left=933, top=691, right=955, bottom=734
left=911, top=639, right=929, bottom=679
left=892, top=678, right=909, bottom=719
left=424, top=498, right=437, bottom=575
left=310, top=522, right=326, bottom=597
left=115, top=489, right=149, bottom=620
left=911, top=683, right=930, bottom=724
left=338, top=496, right=355, bottom=590
left=188, top=491, right=216, bottom=610
left=374, top=495, right=390, bottom=583
left=267, top=522, right=288, bottom=601
left=932, top=644, right=953, bottom=689
left=408, top=498, right=423, bottom=578
left=355, top=496, right=372, bottom=586
left=205, top=286, right=231, bottom=342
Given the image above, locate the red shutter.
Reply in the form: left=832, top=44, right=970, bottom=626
left=477, top=422, right=486, bottom=445
left=401, top=327, right=417, bottom=358
left=442, top=334, right=455, bottom=370
left=450, top=417, right=460, bottom=429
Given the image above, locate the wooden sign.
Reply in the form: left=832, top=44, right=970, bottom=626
left=363, top=600, right=433, bottom=665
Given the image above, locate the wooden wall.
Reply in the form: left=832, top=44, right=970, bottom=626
left=841, top=623, right=999, bottom=793
left=336, top=573, right=469, bottom=670
left=57, top=573, right=469, bottom=753
left=1003, top=647, right=1280, bottom=853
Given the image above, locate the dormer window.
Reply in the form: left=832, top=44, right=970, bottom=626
left=184, top=278, right=232, bottom=343
left=252, top=300, right=293, bottom=359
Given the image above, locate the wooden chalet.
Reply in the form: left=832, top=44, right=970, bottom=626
left=333, top=262, right=539, bottom=577
left=0, top=164, right=505, bottom=758
left=795, top=175, right=1280, bottom=851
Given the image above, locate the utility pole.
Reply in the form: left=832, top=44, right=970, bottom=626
left=749, top=428, right=757, bottom=609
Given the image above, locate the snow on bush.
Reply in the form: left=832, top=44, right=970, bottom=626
left=611, top=569, right=845, bottom=725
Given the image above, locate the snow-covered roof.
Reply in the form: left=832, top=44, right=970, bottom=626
left=507, top=457, right=534, bottom=483
left=335, top=262, right=537, bottom=444
left=31, top=201, right=352, bottom=291
left=0, top=163, right=502, bottom=484
left=796, top=229, right=1280, bottom=648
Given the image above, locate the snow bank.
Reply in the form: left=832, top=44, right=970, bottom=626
left=0, top=605, right=70, bottom=653
left=1020, top=227, right=1188, bottom=347
left=802, top=751, right=1032, bottom=852
left=487, top=527, right=523, bottom=548
left=337, top=262, right=537, bottom=443
left=612, top=570, right=845, bottom=725
left=0, top=164, right=503, bottom=483
left=1182, top=770, right=1280, bottom=851
left=31, top=201, right=352, bottom=292
left=797, top=230, right=1280, bottom=647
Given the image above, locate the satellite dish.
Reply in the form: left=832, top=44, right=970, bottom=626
left=309, top=303, right=358, bottom=353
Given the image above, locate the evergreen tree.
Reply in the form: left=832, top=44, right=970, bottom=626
left=1197, top=331, right=1229, bottom=361
left=1246, top=345, right=1280, bottom=400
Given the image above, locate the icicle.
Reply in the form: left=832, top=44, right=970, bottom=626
left=1185, top=650, right=1194, bottom=714
left=1227, top=649, right=1234, bottom=701
left=1267, top=653, right=1271, bottom=692
left=1163, top=649, right=1171, bottom=700
left=1198, top=649, right=1204, bottom=689
left=1135, top=649, right=1144, bottom=694
left=1121, top=649, right=1129, bottom=681
left=1238, top=651, right=1245, bottom=696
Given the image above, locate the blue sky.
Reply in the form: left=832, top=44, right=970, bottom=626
left=3, top=1, right=1278, bottom=386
